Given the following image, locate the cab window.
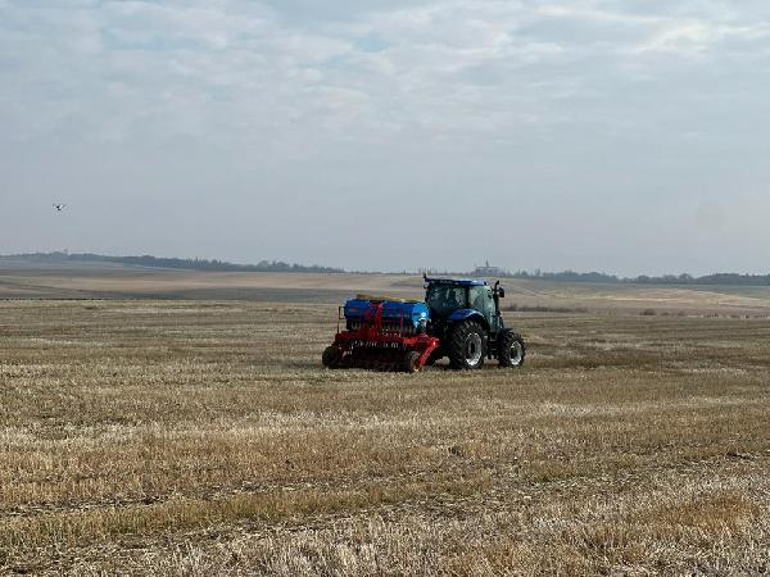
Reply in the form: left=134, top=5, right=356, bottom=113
left=470, top=286, right=495, bottom=318
left=426, top=285, right=467, bottom=315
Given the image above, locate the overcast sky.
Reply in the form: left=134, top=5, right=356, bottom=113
left=1, top=0, right=769, bottom=275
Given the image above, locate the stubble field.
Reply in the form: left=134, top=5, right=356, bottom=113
left=1, top=275, right=770, bottom=575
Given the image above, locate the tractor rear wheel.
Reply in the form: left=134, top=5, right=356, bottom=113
left=498, top=331, right=526, bottom=368
left=447, top=321, right=486, bottom=370
left=322, top=345, right=344, bottom=369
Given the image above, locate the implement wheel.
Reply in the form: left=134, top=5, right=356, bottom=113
left=498, top=331, right=526, bottom=368
left=402, top=351, right=422, bottom=373
left=322, top=345, right=344, bottom=369
left=447, top=320, right=486, bottom=370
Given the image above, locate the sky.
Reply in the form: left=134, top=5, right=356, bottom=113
left=1, top=0, right=769, bottom=276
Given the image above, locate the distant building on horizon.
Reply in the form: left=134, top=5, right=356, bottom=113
left=472, top=260, right=509, bottom=277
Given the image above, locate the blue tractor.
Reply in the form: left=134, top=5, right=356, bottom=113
left=422, top=277, right=526, bottom=370
left=323, top=276, right=526, bottom=372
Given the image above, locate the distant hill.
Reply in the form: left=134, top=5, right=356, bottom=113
left=1, top=252, right=345, bottom=274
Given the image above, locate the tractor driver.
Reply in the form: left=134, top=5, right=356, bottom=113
left=445, top=287, right=463, bottom=310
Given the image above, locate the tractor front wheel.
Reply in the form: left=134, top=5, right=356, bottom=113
left=498, top=331, right=526, bottom=368
left=447, top=321, right=486, bottom=370
left=322, top=345, right=344, bottom=369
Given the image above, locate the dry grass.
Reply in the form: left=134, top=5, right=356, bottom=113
left=1, top=292, right=770, bottom=575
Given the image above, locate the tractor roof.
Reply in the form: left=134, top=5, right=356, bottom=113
left=424, top=277, right=488, bottom=287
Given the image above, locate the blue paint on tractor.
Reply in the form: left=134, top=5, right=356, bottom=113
left=448, top=309, right=486, bottom=324
left=344, top=299, right=430, bottom=330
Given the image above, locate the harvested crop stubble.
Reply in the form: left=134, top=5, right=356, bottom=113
left=0, top=300, right=769, bottom=575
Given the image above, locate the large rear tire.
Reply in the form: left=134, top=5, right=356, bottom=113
left=322, top=345, right=343, bottom=369
left=498, top=331, right=526, bottom=368
left=447, top=321, right=486, bottom=370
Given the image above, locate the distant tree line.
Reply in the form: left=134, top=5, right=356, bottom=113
left=5, top=252, right=344, bottom=274
left=512, top=270, right=617, bottom=283
left=511, top=269, right=770, bottom=286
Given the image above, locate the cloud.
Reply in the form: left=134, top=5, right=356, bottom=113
left=2, top=0, right=767, bottom=148
left=637, top=21, right=770, bottom=56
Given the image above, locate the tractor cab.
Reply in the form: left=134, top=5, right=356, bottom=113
left=424, top=277, right=504, bottom=334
